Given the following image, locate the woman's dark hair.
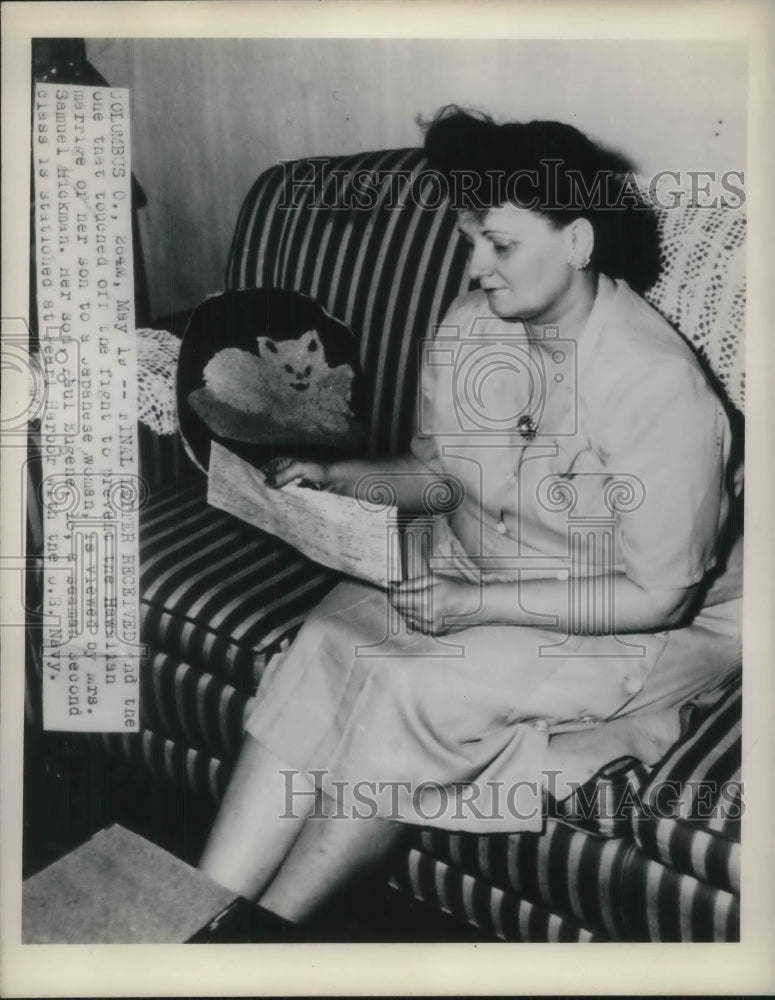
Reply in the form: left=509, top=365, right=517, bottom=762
left=422, top=106, right=660, bottom=289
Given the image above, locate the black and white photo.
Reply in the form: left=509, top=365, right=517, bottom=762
left=2, top=3, right=773, bottom=996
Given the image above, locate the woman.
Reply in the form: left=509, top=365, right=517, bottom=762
left=199, top=109, right=743, bottom=929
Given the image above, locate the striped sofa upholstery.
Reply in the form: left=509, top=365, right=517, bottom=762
left=631, top=679, right=742, bottom=896
left=102, top=147, right=743, bottom=941
left=225, top=149, right=471, bottom=457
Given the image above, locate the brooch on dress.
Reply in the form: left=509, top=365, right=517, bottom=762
left=517, top=415, right=538, bottom=440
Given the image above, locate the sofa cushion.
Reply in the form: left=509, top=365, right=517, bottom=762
left=140, top=479, right=340, bottom=693
left=618, top=846, right=739, bottom=941
left=390, top=847, right=606, bottom=942
left=138, top=651, right=255, bottom=762
left=178, top=288, right=368, bottom=473
left=100, top=728, right=229, bottom=803
left=631, top=682, right=741, bottom=893
left=412, top=820, right=634, bottom=940
left=403, top=816, right=739, bottom=942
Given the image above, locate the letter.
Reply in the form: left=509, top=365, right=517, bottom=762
left=540, top=157, right=564, bottom=209
left=411, top=781, right=448, bottom=822
left=720, top=170, right=746, bottom=209
left=613, top=782, right=644, bottom=822
left=450, top=168, right=485, bottom=212
left=377, top=779, right=413, bottom=821
left=567, top=168, right=610, bottom=211
left=279, top=768, right=327, bottom=819
left=611, top=170, right=645, bottom=210
left=686, top=780, right=715, bottom=820
left=648, top=170, right=683, bottom=210
left=450, top=780, right=492, bottom=821
left=504, top=169, right=539, bottom=210
left=348, top=169, right=379, bottom=211
left=376, top=168, right=412, bottom=210
left=687, top=170, right=717, bottom=208
left=718, top=779, right=745, bottom=819
left=351, top=781, right=379, bottom=820
left=277, top=158, right=328, bottom=209
left=505, top=780, right=541, bottom=823
left=326, top=780, right=350, bottom=819
left=646, top=779, right=682, bottom=820
left=411, top=169, right=447, bottom=211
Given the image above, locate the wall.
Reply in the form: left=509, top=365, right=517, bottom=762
left=86, top=38, right=747, bottom=319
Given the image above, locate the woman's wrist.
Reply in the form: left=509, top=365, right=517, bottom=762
left=321, top=459, right=370, bottom=497
left=327, top=454, right=448, bottom=513
left=477, top=582, right=529, bottom=626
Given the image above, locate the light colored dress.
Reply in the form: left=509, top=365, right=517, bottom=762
left=244, top=276, right=742, bottom=832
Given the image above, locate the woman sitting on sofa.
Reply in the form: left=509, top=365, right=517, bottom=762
left=199, top=108, right=743, bottom=928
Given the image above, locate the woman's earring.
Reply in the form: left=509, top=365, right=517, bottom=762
left=569, top=251, right=591, bottom=271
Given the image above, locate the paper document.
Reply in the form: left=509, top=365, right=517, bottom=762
left=207, top=442, right=402, bottom=587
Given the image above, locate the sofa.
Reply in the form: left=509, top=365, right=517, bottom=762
left=27, top=147, right=745, bottom=941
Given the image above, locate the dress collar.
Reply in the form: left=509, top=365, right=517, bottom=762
left=576, top=274, right=620, bottom=376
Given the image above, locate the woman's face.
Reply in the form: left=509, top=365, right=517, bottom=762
left=458, top=205, right=577, bottom=324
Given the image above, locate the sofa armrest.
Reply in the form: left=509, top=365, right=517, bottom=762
left=631, top=679, right=742, bottom=893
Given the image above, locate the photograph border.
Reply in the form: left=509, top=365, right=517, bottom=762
left=2, top=1, right=774, bottom=995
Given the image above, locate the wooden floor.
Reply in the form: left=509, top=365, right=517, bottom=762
left=23, top=725, right=489, bottom=944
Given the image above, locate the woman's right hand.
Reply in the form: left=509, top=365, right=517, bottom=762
left=263, top=457, right=333, bottom=490
left=263, top=453, right=448, bottom=512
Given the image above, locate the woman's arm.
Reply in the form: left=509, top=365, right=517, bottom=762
left=266, top=453, right=451, bottom=515
left=390, top=571, right=700, bottom=635
left=476, top=572, right=699, bottom=633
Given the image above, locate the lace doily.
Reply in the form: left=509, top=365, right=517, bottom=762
left=641, top=189, right=746, bottom=414
left=136, top=327, right=181, bottom=435
left=25, top=328, right=181, bottom=435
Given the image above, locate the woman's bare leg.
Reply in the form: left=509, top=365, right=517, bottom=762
left=258, top=812, right=409, bottom=923
left=199, top=734, right=314, bottom=898
left=201, top=733, right=410, bottom=923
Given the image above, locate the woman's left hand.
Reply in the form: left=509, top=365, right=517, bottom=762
left=389, top=573, right=483, bottom=635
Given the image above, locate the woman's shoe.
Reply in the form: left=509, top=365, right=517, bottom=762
left=187, top=899, right=301, bottom=943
